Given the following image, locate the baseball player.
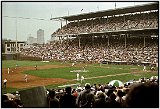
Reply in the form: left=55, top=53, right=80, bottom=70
left=24, top=74, right=28, bottom=82
left=72, top=62, right=75, bottom=67
left=3, top=79, right=7, bottom=89
left=81, top=76, right=85, bottom=83
left=8, top=68, right=10, bottom=74
left=35, top=65, right=37, bottom=70
left=15, top=64, right=18, bottom=69
left=77, top=73, right=80, bottom=81
left=143, top=65, right=146, bottom=71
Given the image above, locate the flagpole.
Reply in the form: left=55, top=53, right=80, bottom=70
left=97, top=6, right=99, bottom=11
left=51, top=14, right=52, bottom=19
left=15, top=6, right=18, bottom=54
left=78, top=9, right=83, bottom=48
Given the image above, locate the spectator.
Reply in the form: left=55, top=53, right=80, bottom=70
left=48, top=90, right=60, bottom=108
left=93, top=92, right=107, bottom=108
left=116, top=90, right=126, bottom=107
left=77, top=83, right=95, bottom=108
left=122, top=88, right=129, bottom=100
left=14, top=99, right=23, bottom=107
left=2, top=95, right=18, bottom=108
left=60, top=87, right=77, bottom=108
left=2, top=95, right=9, bottom=107
left=125, top=82, right=159, bottom=108
left=106, top=93, right=121, bottom=108
left=72, top=88, right=78, bottom=98
left=105, top=89, right=114, bottom=101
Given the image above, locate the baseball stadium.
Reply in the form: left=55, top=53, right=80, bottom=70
left=2, top=2, right=159, bottom=108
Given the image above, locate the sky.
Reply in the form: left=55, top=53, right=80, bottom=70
left=2, top=1, right=155, bottom=43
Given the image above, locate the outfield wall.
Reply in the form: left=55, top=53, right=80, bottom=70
left=2, top=53, right=157, bottom=67
left=2, top=53, right=41, bottom=61
left=2, top=53, right=20, bottom=60
left=19, top=54, right=42, bottom=61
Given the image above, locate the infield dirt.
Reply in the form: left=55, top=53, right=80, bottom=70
left=2, top=65, right=72, bottom=89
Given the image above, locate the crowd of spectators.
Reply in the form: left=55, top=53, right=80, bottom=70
left=2, top=76, right=158, bottom=108
left=20, top=37, right=158, bottom=65
left=20, top=11, right=158, bottom=66
left=21, top=11, right=158, bottom=65
left=53, top=11, right=158, bottom=36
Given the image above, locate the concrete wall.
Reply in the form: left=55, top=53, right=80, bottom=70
left=19, top=86, right=48, bottom=107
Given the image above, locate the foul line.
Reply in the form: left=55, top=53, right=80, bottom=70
left=72, top=72, right=130, bottom=80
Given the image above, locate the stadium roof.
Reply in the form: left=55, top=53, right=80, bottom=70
left=51, top=2, right=158, bottom=21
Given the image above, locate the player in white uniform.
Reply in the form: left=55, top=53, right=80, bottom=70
left=77, top=73, right=80, bottom=81
left=15, top=64, right=18, bottom=69
left=72, top=62, right=75, bottom=67
left=143, top=65, right=146, bottom=71
left=3, top=79, right=7, bottom=88
left=81, top=76, right=85, bottom=83
left=8, top=68, right=10, bottom=74
left=34, top=65, right=38, bottom=70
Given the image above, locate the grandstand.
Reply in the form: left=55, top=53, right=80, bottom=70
left=51, top=3, right=158, bottom=37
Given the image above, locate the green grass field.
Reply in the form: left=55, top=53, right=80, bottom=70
left=2, top=60, right=158, bottom=94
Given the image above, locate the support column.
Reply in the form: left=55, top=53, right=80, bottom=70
left=124, top=15, right=126, bottom=29
left=144, top=37, right=145, bottom=47
left=108, top=36, right=109, bottom=47
left=66, top=19, right=67, bottom=25
left=60, top=20, right=62, bottom=29
left=78, top=36, right=80, bottom=48
left=125, top=34, right=127, bottom=49
left=18, top=43, right=20, bottom=52
left=92, top=36, right=94, bottom=47
left=5, top=44, right=7, bottom=53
